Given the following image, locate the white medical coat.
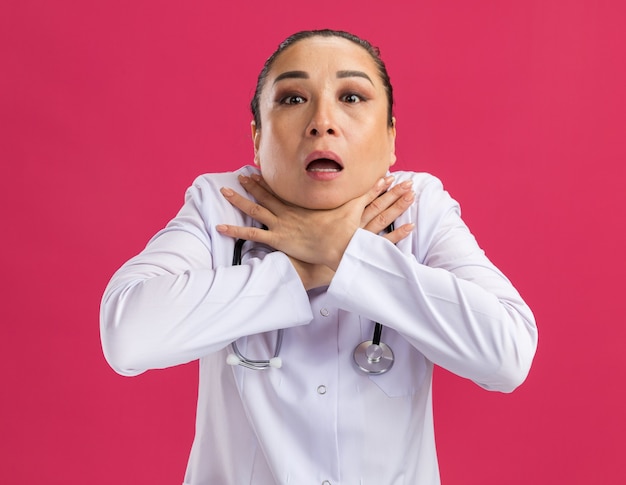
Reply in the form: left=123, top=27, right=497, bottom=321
left=100, top=166, right=538, bottom=485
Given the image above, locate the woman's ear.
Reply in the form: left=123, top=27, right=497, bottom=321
left=389, top=117, right=397, bottom=167
left=251, top=121, right=261, bottom=165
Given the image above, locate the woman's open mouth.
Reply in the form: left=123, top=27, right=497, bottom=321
left=305, top=151, right=344, bottom=174
left=306, top=158, right=343, bottom=172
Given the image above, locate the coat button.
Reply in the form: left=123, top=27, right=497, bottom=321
left=320, top=307, right=329, bottom=317
left=317, top=385, right=327, bottom=395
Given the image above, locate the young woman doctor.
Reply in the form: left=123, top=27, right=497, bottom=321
left=100, top=29, right=538, bottom=485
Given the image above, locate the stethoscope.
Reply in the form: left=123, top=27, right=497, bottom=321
left=226, top=224, right=395, bottom=375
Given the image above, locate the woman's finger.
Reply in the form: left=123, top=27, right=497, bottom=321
left=215, top=223, right=275, bottom=246
left=361, top=179, right=412, bottom=222
left=238, top=174, right=284, bottom=214
left=219, top=186, right=276, bottom=226
left=382, top=223, right=415, bottom=244
left=358, top=176, right=394, bottom=210
left=362, top=183, right=415, bottom=234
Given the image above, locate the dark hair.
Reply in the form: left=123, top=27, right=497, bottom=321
left=250, top=29, right=394, bottom=129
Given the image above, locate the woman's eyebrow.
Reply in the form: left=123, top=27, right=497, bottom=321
left=272, top=70, right=374, bottom=86
left=273, top=70, right=309, bottom=84
left=336, top=70, right=374, bottom=85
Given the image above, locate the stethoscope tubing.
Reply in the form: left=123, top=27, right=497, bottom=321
left=227, top=221, right=395, bottom=374
left=229, top=330, right=284, bottom=370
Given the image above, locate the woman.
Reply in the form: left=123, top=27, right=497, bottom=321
left=101, top=29, right=537, bottom=485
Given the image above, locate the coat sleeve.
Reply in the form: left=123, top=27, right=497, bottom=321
left=100, top=175, right=313, bottom=377
left=327, top=174, right=538, bottom=393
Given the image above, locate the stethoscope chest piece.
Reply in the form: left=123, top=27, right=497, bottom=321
left=353, top=340, right=394, bottom=375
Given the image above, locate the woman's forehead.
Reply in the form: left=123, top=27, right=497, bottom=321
left=267, top=36, right=379, bottom=80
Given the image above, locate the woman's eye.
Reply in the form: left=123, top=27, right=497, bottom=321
left=281, top=95, right=306, bottom=105
left=342, top=93, right=363, bottom=104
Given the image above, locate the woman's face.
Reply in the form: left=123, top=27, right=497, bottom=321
left=252, top=36, right=396, bottom=210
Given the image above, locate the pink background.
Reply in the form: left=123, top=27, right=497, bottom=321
left=2, top=1, right=625, bottom=483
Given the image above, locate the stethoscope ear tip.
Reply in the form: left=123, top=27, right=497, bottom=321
left=226, top=354, right=241, bottom=366
left=269, top=357, right=282, bottom=369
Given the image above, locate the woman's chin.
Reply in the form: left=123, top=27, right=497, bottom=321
left=273, top=183, right=368, bottom=210
left=282, top=194, right=349, bottom=211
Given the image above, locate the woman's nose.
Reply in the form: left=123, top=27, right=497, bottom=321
left=306, top=100, right=338, bottom=136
